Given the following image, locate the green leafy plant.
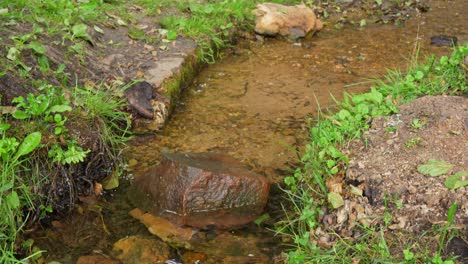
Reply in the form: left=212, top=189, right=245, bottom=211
left=405, top=136, right=422, bottom=148
left=48, top=141, right=90, bottom=165
left=411, top=118, right=426, bottom=130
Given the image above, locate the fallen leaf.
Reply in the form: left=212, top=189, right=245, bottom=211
left=349, top=185, right=363, bottom=196
left=417, top=159, right=453, bottom=177
left=444, top=171, right=468, bottom=190
left=101, top=170, right=119, bottom=190
left=328, top=192, right=344, bottom=209
left=94, top=182, right=103, bottom=196
left=117, top=19, right=128, bottom=26
left=94, top=25, right=104, bottom=34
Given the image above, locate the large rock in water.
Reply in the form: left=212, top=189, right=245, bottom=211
left=253, top=3, right=323, bottom=39
left=134, top=152, right=270, bottom=228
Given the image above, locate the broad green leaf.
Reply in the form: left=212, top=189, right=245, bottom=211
left=72, top=24, right=91, bottom=41
left=167, top=31, right=177, bottom=41
left=12, top=110, right=29, bottom=120
left=444, top=171, right=468, bottom=190
left=453, top=180, right=468, bottom=190
left=0, top=123, right=11, bottom=132
left=337, top=109, right=351, bottom=120
left=414, top=70, right=424, bottom=80
left=28, top=41, right=47, bottom=55
left=0, top=182, right=13, bottom=192
left=48, top=104, right=72, bottom=113
left=7, top=47, right=20, bottom=61
left=7, top=191, right=20, bottom=208
left=14, top=132, right=41, bottom=159
left=102, top=170, right=119, bottom=190
left=417, top=159, right=453, bottom=177
left=284, top=176, right=295, bottom=186
left=328, top=192, right=344, bottom=209
left=128, top=27, right=145, bottom=40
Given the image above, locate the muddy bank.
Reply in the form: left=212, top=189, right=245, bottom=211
left=344, top=95, right=467, bottom=257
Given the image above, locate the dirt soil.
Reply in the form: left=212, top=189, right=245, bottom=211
left=345, top=95, right=467, bottom=258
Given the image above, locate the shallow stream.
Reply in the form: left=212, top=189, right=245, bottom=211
left=31, top=1, right=467, bottom=262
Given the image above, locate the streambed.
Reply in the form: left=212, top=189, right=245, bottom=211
left=30, top=1, right=467, bottom=262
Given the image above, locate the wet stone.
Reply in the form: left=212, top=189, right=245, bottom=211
left=133, top=151, right=270, bottom=228
left=112, top=235, right=170, bottom=264
left=129, top=208, right=195, bottom=249
left=124, top=81, right=154, bottom=119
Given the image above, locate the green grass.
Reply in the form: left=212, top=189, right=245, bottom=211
left=158, top=0, right=257, bottom=63
left=278, top=45, right=467, bottom=263
left=0, top=81, right=131, bottom=263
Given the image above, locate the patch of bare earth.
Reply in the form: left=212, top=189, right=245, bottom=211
left=345, top=95, right=467, bottom=258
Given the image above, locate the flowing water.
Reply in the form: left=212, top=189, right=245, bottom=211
left=31, top=1, right=467, bottom=262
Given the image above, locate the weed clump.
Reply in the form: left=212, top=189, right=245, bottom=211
left=0, top=81, right=131, bottom=262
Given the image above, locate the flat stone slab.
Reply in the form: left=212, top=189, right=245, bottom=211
left=134, top=152, right=270, bottom=228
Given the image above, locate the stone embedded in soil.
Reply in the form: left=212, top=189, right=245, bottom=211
left=129, top=208, right=195, bottom=249
left=112, top=235, right=170, bottom=264
left=253, top=3, right=323, bottom=39
left=133, top=151, right=270, bottom=229
left=124, top=81, right=154, bottom=119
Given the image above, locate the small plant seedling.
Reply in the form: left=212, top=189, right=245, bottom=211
left=386, top=126, right=398, bottom=133
left=405, top=137, right=421, bottom=148
left=403, top=248, right=414, bottom=261
left=410, top=118, right=425, bottom=130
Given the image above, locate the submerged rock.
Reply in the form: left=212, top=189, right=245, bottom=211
left=430, top=35, right=458, bottom=47
left=76, top=255, right=119, bottom=264
left=112, top=235, right=170, bottom=264
left=253, top=3, right=323, bottom=39
left=130, top=208, right=195, bottom=249
left=134, top=152, right=270, bottom=228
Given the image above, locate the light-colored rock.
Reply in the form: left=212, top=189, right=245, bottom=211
left=112, top=235, right=170, bottom=264
left=129, top=208, right=195, bottom=249
left=253, top=3, right=323, bottom=39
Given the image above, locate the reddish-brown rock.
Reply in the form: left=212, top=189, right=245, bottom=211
left=112, top=235, right=170, bottom=264
left=134, top=152, right=270, bottom=228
